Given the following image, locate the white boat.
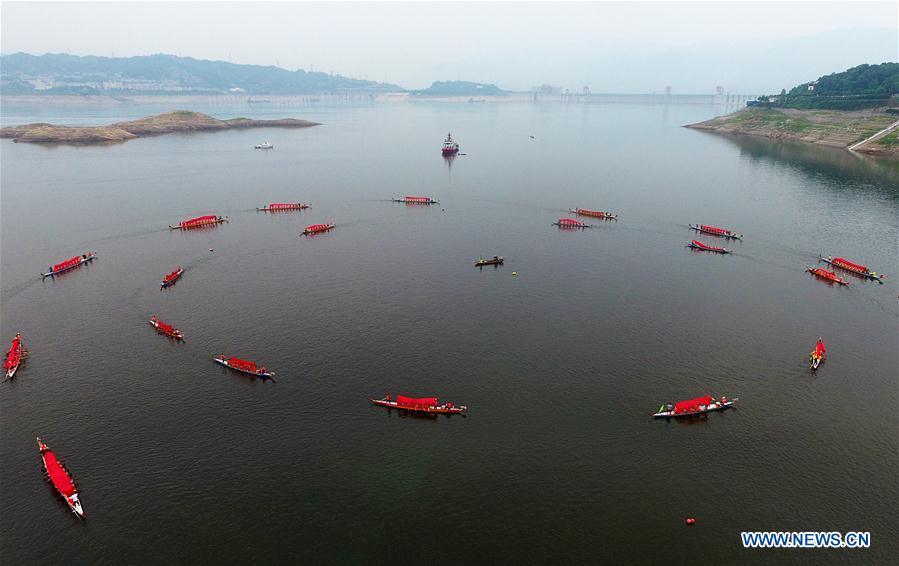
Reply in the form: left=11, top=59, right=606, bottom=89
left=254, top=142, right=274, bottom=149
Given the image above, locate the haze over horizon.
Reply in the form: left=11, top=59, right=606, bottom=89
left=1, top=1, right=897, bottom=93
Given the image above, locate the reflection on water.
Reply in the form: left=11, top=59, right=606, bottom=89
left=711, top=132, right=899, bottom=193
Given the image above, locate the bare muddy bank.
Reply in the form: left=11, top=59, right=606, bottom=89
left=0, top=110, right=320, bottom=144
left=685, top=107, right=898, bottom=156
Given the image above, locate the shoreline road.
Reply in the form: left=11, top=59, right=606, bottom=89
left=848, top=119, right=899, bottom=151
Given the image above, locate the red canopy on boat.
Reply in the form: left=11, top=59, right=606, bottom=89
left=558, top=218, right=582, bottom=225
left=815, top=339, right=826, bottom=356
left=53, top=256, right=81, bottom=272
left=43, top=450, right=76, bottom=496
left=4, top=336, right=21, bottom=369
left=229, top=357, right=257, bottom=372
left=304, top=224, right=331, bottom=232
left=701, top=225, right=727, bottom=234
left=180, top=215, right=217, bottom=227
left=674, top=396, right=713, bottom=414
left=833, top=257, right=867, bottom=272
left=157, top=321, right=174, bottom=333
left=396, top=395, right=437, bottom=407
left=405, top=196, right=431, bottom=202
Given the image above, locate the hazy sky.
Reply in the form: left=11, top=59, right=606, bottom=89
left=2, top=1, right=897, bottom=92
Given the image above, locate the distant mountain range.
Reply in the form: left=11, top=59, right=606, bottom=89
left=0, top=52, right=407, bottom=95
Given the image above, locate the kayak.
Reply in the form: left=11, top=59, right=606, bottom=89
left=42, top=253, right=97, bottom=278
left=36, top=437, right=84, bottom=518
left=687, top=240, right=730, bottom=254
left=371, top=395, right=466, bottom=414
left=807, top=267, right=848, bottom=285
left=214, top=356, right=275, bottom=379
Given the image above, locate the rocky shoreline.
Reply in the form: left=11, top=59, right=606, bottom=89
left=685, top=107, right=898, bottom=156
left=0, top=110, right=320, bottom=144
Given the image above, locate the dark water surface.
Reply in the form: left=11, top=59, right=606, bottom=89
left=2, top=100, right=897, bottom=564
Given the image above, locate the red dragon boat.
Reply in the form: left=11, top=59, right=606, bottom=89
left=569, top=208, right=618, bottom=220
left=554, top=218, right=591, bottom=229
left=809, top=337, right=826, bottom=370
left=441, top=132, right=460, bottom=155
left=257, top=203, right=310, bottom=212
left=302, top=223, right=335, bottom=235
left=42, top=252, right=96, bottom=278
left=169, top=215, right=228, bottom=230
left=4, top=333, right=27, bottom=380
left=36, top=437, right=84, bottom=518
left=161, top=266, right=183, bottom=288
left=689, top=224, right=742, bottom=240
left=214, top=354, right=275, bottom=379
left=653, top=395, right=737, bottom=418
left=371, top=394, right=466, bottom=415
left=687, top=240, right=730, bottom=254
left=807, top=266, right=848, bottom=285
left=149, top=316, right=184, bottom=340
left=818, top=256, right=884, bottom=283
left=392, top=196, right=439, bottom=204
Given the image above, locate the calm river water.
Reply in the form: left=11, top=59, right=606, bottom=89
left=1, top=98, right=897, bottom=564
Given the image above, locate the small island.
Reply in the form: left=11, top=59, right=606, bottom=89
left=686, top=63, right=899, bottom=156
left=0, top=110, right=321, bottom=144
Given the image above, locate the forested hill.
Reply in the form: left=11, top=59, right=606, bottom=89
left=759, top=62, right=899, bottom=110
left=790, top=63, right=899, bottom=96
left=0, top=52, right=404, bottom=95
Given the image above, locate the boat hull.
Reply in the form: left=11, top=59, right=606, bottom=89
left=214, top=357, right=274, bottom=379
left=37, top=438, right=85, bottom=519
left=149, top=319, right=184, bottom=340
left=570, top=209, right=618, bottom=220
left=161, top=269, right=183, bottom=288
left=475, top=258, right=504, bottom=266
left=687, top=243, right=730, bottom=254
left=371, top=398, right=465, bottom=414
left=653, top=400, right=736, bottom=418
left=689, top=225, right=741, bottom=240
left=42, top=254, right=96, bottom=278
left=257, top=204, right=310, bottom=212
left=302, top=224, right=335, bottom=235
left=818, top=256, right=883, bottom=283
left=807, top=267, right=848, bottom=285
left=170, top=218, right=227, bottom=230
